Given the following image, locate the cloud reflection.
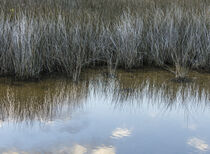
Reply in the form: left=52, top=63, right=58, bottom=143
left=56, top=145, right=115, bottom=154
left=187, top=137, right=209, bottom=151
left=1, top=148, right=29, bottom=154
left=92, top=146, right=115, bottom=154
left=111, top=128, right=131, bottom=139
left=58, top=144, right=87, bottom=154
left=0, top=145, right=116, bottom=154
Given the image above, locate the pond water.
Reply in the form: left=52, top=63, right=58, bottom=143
left=0, top=68, right=210, bottom=154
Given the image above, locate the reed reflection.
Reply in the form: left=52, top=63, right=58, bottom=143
left=0, top=78, right=89, bottom=124
left=0, top=69, right=209, bottom=124
left=91, top=69, right=210, bottom=113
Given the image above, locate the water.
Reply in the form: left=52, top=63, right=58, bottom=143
left=0, top=68, right=210, bottom=154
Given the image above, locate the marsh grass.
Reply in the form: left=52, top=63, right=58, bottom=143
left=0, top=0, right=209, bottom=80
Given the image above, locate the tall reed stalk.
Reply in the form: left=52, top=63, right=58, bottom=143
left=0, top=0, right=209, bottom=80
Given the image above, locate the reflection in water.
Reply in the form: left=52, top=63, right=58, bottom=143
left=59, top=144, right=87, bottom=154
left=55, top=145, right=115, bottom=154
left=0, top=69, right=209, bottom=153
left=187, top=137, right=209, bottom=151
left=188, top=124, right=197, bottom=131
left=0, top=78, right=89, bottom=124
left=0, top=69, right=209, bottom=123
left=92, top=146, right=115, bottom=154
left=0, top=145, right=116, bottom=154
left=111, top=128, right=131, bottom=139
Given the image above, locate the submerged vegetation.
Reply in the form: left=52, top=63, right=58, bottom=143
left=0, top=0, right=209, bottom=80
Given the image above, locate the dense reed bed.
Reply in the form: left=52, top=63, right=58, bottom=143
left=0, top=0, right=209, bottom=80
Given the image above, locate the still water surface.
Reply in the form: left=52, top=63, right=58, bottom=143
left=0, top=69, right=210, bottom=154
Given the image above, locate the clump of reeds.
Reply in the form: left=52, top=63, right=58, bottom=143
left=0, top=0, right=209, bottom=81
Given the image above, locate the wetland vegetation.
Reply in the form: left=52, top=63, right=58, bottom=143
left=0, top=0, right=209, bottom=81
left=0, top=1, right=210, bottom=152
